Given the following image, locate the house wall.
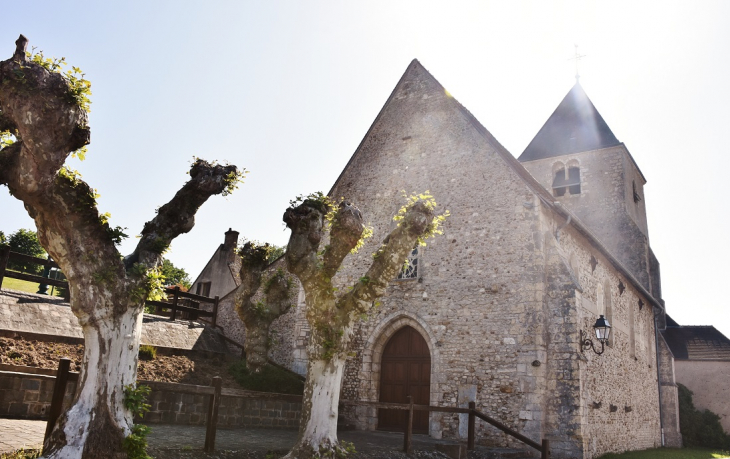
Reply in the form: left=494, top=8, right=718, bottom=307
left=675, top=360, right=730, bottom=433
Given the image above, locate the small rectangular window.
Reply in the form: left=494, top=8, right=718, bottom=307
left=552, top=167, right=581, bottom=196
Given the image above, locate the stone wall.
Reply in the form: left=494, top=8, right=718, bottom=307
left=520, top=146, right=653, bottom=293
left=0, top=367, right=75, bottom=419
left=142, top=381, right=301, bottom=429
left=556, top=218, right=662, bottom=458
left=0, top=289, right=230, bottom=353
left=656, top=334, right=682, bottom=447
left=0, top=366, right=301, bottom=429
left=309, top=60, right=666, bottom=458
left=675, top=360, right=730, bottom=434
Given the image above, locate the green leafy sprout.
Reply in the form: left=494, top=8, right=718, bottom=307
left=393, top=190, right=450, bottom=246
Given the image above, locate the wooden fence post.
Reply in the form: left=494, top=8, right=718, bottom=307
left=541, top=439, right=549, bottom=459
left=403, top=395, right=413, bottom=455
left=0, top=245, right=10, bottom=289
left=44, top=358, right=71, bottom=449
left=170, top=286, right=180, bottom=321
left=204, top=376, right=222, bottom=453
left=468, top=401, right=476, bottom=450
left=212, top=296, right=219, bottom=327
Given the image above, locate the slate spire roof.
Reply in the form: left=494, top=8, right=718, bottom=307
left=519, top=82, right=621, bottom=162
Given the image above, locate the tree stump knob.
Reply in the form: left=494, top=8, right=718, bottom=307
left=14, top=34, right=28, bottom=62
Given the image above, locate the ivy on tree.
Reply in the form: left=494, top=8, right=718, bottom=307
left=0, top=35, right=243, bottom=459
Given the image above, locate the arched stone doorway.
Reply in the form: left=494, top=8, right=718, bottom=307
left=378, top=326, right=431, bottom=433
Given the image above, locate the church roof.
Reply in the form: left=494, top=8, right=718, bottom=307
left=519, top=82, right=621, bottom=162
left=662, top=318, right=730, bottom=360
left=329, top=59, right=663, bottom=314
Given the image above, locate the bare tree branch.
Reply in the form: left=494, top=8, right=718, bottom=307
left=125, top=159, right=239, bottom=269
left=283, top=203, right=325, bottom=285
left=338, top=201, right=432, bottom=313
left=321, top=202, right=363, bottom=278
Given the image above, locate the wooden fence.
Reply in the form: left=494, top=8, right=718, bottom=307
left=44, top=358, right=549, bottom=457
left=0, top=245, right=69, bottom=300
left=0, top=246, right=223, bottom=327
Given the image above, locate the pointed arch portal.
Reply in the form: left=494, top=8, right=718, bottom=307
left=378, top=326, right=431, bottom=433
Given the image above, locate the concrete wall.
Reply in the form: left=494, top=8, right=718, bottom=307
left=675, top=360, right=730, bottom=433
left=657, top=334, right=682, bottom=447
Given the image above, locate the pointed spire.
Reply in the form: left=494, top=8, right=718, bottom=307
left=519, top=83, right=620, bottom=162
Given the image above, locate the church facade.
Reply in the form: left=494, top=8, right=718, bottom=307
left=206, top=60, right=681, bottom=458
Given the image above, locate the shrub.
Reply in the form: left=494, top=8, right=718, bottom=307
left=228, top=360, right=304, bottom=395
left=138, top=345, right=157, bottom=361
left=678, top=383, right=730, bottom=449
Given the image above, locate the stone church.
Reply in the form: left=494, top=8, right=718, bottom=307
left=195, top=60, right=682, bottom=458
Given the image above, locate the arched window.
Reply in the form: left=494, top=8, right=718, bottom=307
left=397, top=247, right=419, bottom=280
left=553, top=162, right=581, bottom=196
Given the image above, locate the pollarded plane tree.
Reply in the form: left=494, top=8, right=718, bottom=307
left=0, top=36, right=242, bottom=458
left=234, top=242, right=294, bottom=373
left=282, top=193, right=447, bottom=458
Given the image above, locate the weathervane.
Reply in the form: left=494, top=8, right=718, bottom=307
left=569, top=44, right=586, bottom=81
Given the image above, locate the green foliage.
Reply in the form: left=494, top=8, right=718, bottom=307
left=252, top=299, right=269, bottom=317
left=138, top=345, right=157, bottom=361
left=239, top=240, right=286, bottom=267
left=228, top=360, right=304, bottom=394
left=7, top=228, right=46, bottom=275
left=99, top=212, right=128, bottom=246
left=122, top=424, right=152, bottom=459
left=188, top=157, right=246, bottom=196
left=121, top=384, right=153, bottom=458
left=596, top=447, right=730, bottom=458
left=289, top=191, right=336, bottom=220
left=159, top=258, right=191, bottom=288
left=26, top=48, right=92, bottom=112
left=678, top=383, right=730, bottom=450
left=130, top=264, right=166, bottom=303
left=316, top=441, right=356, bottom=458
left=123, top=383, right=151, bottom=418
left=393, top=190, right=450, bottom=246
left=0, top=448, right=42, bottom=459
left=0, top=131, right=15, bottom=150
left=0, top=231, right=5, bottom=244
left=316, top=322, right=344, bottom=361
left=350, top=224, right=373, bottom=254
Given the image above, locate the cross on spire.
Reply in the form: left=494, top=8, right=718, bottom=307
left=569, top=44, right=586, bottom=81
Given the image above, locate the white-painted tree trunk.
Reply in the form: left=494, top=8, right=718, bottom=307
left=45, top=306, right=143, bottom=459
left=286, top=356, right=346, bottom=458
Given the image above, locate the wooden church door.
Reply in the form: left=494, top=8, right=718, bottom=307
left=378, top=326, right=431, bottom=433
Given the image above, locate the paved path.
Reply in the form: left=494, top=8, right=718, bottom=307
left=0, top=419, right=469, bottom=456
left=0, top=418, right=45, bottom=454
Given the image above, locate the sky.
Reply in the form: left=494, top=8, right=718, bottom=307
left=1, top=1, right=729, bottom=336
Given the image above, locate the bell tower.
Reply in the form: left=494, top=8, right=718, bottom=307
left=518, top=82, right=659, bottom=299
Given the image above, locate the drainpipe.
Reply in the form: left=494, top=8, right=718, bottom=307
left=653, top=309, right=665, bottom=446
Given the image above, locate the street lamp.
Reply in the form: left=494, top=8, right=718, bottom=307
left=580, top=315, right=611, bottom=355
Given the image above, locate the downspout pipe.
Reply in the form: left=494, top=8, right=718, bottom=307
left=654, top=308, right=665, bottom=446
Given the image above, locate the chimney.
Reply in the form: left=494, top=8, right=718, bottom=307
left=224, top=228, right=239, bottom=251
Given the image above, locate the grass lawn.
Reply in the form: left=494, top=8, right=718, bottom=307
left=598, top=448, right=730, bottom=459
left=1, top=275, right=63, bottom=297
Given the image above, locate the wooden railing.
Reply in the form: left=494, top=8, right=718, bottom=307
left=0, top=245, right=69, bottom=300
left=145, top=287, right=220, bottom=326
left=339, top=398, right=550, bottom=458
left=43, top=357, right=548, bottom=457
